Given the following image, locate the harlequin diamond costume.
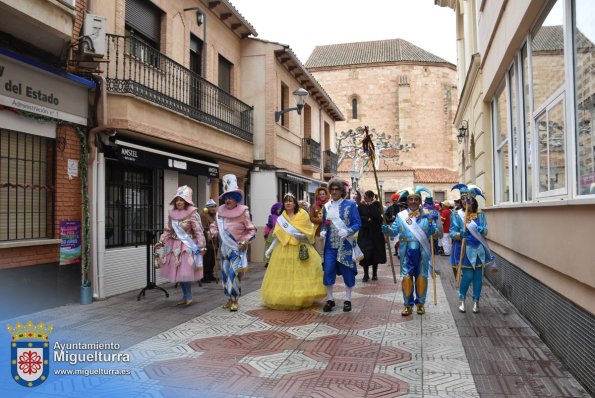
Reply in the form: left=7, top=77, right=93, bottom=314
left=383, top=186, right=437, bottom=316
left=450, top=183, right=495, bottom=313
left=209, top=174, right=256, bottom=312
left=158, top=185, right=205, bottom=305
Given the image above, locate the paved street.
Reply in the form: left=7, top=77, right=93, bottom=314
left=1, top=256, right=590, bottom=398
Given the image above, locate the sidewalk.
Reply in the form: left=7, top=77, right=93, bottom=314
left=1, top=257, right=589, bottom=397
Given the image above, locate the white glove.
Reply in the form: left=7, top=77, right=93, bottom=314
left=320, top=230, right=327, bottom=239
left=265, top=238, right=278, bottom=259
left=294, top=232, right=307, bottom=241
left=338, top=229, right=349, bottom=238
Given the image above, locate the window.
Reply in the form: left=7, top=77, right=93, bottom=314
left=280, top=83, right=289, bottom=127
left=105, top=161, right=163, bottom=248
left=125, top=0, right=162, bottom=67
left=218, top=55, right=232, bottom=105
left=509, top=64, right=522, bottom=202
left=493, top=83, right=510, bottom=202
left=574, top=0, right=595, bottom=195
left=0, top=130, right=54, bottom=241
left=303, top=104, right=312, bottom=138
left=537, top=97, right=567, bottom=194
left=531, top=0, right=567, bottom=196
left=190, top=35, right=203, bottom=108
left=352, top=97, right=358, bottom=119
left=522, top=44, right=534, bottom=201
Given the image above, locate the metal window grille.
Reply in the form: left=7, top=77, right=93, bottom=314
left=0, top=129, right=55, bottom=241
left=105, top=160, right=163, bottom=248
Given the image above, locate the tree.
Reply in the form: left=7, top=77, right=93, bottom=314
left=336, top=126, right=415, bottom=171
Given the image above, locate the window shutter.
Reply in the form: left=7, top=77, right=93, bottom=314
left=125, top=0, right=161, bottom=43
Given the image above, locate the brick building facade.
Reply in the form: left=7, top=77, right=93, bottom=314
left=305, top=39, right=459, bottom=201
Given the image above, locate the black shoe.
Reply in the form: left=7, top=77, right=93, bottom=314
left=200, top=278, right=212, bottom=283
left=362, top=275, right=369, bottom=282
left=343, top=301, right=352, bottom=312
left=323, top=300, right=335, bottom=312
left=372, top=275, right=378, bottom=280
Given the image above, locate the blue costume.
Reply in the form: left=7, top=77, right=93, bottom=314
left=450, top=184, right=495, bottom=313
left=384, top=187, right=437, bottom=315
left=322, top=198, right=361, bottom=288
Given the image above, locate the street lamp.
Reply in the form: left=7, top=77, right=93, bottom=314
left=275, top=88, right=309, bottom=122
left=378, top=179, right=384, bottom=201
left=457, top=120, right=468, bottom=144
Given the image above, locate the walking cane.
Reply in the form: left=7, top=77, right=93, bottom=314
left=431, top=235, right=437, bottom=305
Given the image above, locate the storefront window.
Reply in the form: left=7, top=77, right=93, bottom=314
left=105, top=161, right=163, bottom=248
left=0, top=129, right=54, bottom=241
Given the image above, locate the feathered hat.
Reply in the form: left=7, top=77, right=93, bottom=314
left=219, top=174, right=244, bottom=202
left=398, top=186, right=432, bottom=201
left=451, top=183, right=486, bottom=200
left=170, top=185, right=194, bottom=206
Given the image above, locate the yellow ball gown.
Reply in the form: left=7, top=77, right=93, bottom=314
left=260, top=209, right=326, bottom=310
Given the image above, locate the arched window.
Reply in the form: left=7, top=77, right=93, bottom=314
left=352, top=97, right=358, bottom=119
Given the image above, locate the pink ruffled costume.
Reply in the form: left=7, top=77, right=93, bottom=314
left=159, top=207, right=205, bottom=282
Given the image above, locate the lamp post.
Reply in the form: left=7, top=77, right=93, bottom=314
left=275, top=88, right=309, bottom=122
left=378, top=179, right=384, bottom=202
left=457, top=120, right=468, bottom=144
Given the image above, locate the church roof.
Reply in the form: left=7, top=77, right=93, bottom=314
left=414, top=168, right=458, bottom=183
left=305, top=38, right=451, bottom=69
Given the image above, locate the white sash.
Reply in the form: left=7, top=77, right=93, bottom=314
left=216, top=214, right=248, bottom=268
left=398, top=209, right=431, bottom=257
left=171, top=219, right=203, bottom=268
left=324, top=201, right=358, bottom=249
left=276, top=214, right=302, bottom=239
left=324, top=201, right=350, bottom=232
left=466, top=219, right=496, bottom=262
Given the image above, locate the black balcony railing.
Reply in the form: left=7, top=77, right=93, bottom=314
left=105, top=34, right=253, bottom=142
left=302, top=138, right=321, bottom=168
left=324, top=149, right=338, bottom=175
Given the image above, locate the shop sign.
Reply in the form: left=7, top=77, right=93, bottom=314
left=0, top=51, right=91, bottom=124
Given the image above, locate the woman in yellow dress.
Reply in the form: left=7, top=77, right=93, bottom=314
left=261, top=193, right=326, bottom=310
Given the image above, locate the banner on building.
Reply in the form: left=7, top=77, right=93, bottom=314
left=59, top=221, right=81, bottom=265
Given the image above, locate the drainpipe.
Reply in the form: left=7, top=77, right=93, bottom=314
left=87, top=74, right=110, bottom=300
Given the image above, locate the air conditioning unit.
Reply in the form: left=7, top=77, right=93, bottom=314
left=82, top=14, right=107, bottom=58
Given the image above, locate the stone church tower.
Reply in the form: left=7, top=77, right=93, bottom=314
left=306, top=38, right=459, bottom=202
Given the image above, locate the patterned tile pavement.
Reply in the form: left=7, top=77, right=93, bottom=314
left=2, top=256, right=590, bottom=397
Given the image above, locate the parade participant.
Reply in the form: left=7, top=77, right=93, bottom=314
left=384, top=193, right=401, bottom=256
left=320, top=178, right=362, bottom=312
left=199, top=198, right=219, bottom=283
left=261, top=193, right=326, bottom=309
left=263, top=202, right=283, bottom=268
left=440, top=201, right=452, bottom=256
left=382, top=186, right=437, bottom=316
left=450, top=184, right=495, bottom=313
left=309, top=186, right=330, bottom=258
left=298, top=200, right=310, bottom=212
left=155, top=186, right=205, bottom=306
left=210, top=174, right=256, bottom=312
left=357, top=190, right=386, bottom=281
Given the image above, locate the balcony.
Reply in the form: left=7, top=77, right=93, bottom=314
left=302, top=138, right=321, bottom=171
left=104, top=34, right=253, bottom=142
left=324, top=149, right=338, bottom=177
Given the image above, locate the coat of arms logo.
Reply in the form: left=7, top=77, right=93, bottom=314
left=7, top=321, right=53, bottom=387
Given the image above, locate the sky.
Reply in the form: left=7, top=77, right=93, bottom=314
left=233, top=0, right=457, bottom=65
